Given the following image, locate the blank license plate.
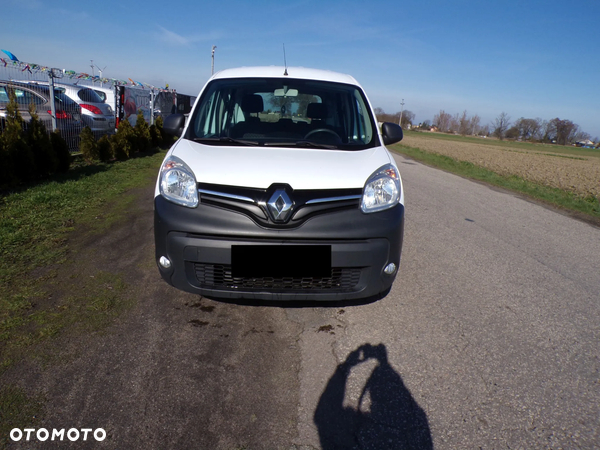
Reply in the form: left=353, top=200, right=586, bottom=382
left=231, top=245, right=331, bottom=278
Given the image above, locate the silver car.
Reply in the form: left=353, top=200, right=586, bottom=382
left=0, top=80, right=84, bottom=151
left=56, top=84, right=116, bottom=138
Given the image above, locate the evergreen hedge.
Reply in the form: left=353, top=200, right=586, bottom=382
left=0, top=97, right=166, bottom=191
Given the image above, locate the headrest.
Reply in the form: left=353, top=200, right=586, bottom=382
left=307, top=103, right=328, bottom=120
left=241, top=94, right=264, bottom=114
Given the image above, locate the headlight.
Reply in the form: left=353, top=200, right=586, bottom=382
left=159, top=155, right=198, bottom=207
left=361, top=164, right=401, bottom=213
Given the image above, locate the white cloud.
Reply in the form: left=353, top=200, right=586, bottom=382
left=157, top=26, right=190, bottom=46
left=155, top=26, right=222, bottom=47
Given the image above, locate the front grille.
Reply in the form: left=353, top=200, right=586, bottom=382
left=197, top=182, right=362, bottom=229
left=194, top=263, right=361, bottom=291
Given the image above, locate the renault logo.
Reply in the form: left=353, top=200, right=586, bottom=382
left=267, top=189, right=293, bottom=222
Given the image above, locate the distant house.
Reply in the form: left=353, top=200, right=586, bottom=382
left=576, top=139, right=595, bottom=148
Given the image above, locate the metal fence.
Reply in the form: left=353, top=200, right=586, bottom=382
left=1, top=55, right=195, bottom=153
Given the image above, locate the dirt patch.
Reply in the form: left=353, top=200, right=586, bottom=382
left=401, top=134, right=600, bottom=198
left=1, top=182, right=303, bottom=449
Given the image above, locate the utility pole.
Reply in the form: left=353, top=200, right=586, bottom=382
left=211, top=45, right=217, bottom=75
left=399, top=99, right=405, bottom=128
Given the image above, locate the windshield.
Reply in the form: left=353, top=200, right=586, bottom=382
left=185, top=77, right=378, bottom=150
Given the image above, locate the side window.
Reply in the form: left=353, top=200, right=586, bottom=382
left=77, top=89, right=103, bottom=103
left=353, top=92, right=373, bottom=143
left=193, top=88, right=230, bottom=137
left=0, top=86, right=9, bottom=103
left=13, top=88, right=44, bottom=106
left=94, top=90, right=107, bottom=102
left=233, top=102, right=244, bottom=124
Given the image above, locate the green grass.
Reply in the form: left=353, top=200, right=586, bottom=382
left=0, top=150, right=166, bottom=373
left=391, top=142, right=600, bottom=221
left=0, top=385, right=44, bottom=449
left=0, top=153, right=164, bottom=284
left=0, top=150, right=166, bottom=449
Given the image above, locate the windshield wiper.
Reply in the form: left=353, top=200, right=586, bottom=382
left=191, top=137, right=260, bottom=146
left=264, top=140, right=338, bottom=149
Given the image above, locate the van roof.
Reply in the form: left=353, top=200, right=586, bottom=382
left=210, top=66, right=361, bottom=87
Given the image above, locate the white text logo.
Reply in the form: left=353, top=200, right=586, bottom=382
left=10, top=428, right=106, bottom=442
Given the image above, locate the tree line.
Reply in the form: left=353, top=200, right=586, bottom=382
left=375, top=107, right=596, bottom=145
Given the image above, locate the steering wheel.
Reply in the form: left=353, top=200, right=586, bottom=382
left=304, top=128, right=341, bottom=141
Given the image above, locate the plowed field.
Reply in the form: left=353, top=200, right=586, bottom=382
left=399, top=133, right=600, bottom=198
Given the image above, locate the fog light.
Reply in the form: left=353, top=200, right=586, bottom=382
left=383, top=263, right=397, bottom=275
left=159, top=256, right=172, bottom=269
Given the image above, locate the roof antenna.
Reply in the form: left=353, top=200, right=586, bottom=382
left=283, top=43, right=288, bottom=76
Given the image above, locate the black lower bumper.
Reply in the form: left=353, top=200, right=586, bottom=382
left=154, top=196, right=404, bottom=301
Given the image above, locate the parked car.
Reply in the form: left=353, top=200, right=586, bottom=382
left=55, top=83, right=115, bottom=139
left=91, top=86, right=116, bottom=112
left=154, top=66, right=405, bottom=301
left=0, top=80, right=84, bottom=151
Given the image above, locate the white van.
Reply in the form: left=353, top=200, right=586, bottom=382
left=154, top=66, right=405, bottom=301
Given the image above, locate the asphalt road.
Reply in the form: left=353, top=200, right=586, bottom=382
left=8, top=152, right=600, bottom=449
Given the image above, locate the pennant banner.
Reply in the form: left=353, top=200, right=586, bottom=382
left=0, top=56, right=174, bottom=92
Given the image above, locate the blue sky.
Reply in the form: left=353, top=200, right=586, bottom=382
left=3, top=0, right=599, bottom=138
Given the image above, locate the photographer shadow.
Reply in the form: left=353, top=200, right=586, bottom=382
left=314, top=344, right=433, bottom=449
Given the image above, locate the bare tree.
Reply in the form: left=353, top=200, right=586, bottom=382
left=549, top=118, right=580, bottom=145
left=514, top=117, right=542, bottom=141
left=374, top=108, right=398, bottom=124
left=540, top=119, right=553, bottom=143
left=399, top=110, right=415, bottom=128
left=492, top=112, right=511, bottom=140
left=433, top=110, right=452, bottom=133
left=505, top=126, right=520, bottom=140
left=458, top=110, right=471, bottom=136
left=448, top=113, right=460, bottom=134
left=573, top=130, right=591, bottom=143
left=470, top=114, right=481, bottom=135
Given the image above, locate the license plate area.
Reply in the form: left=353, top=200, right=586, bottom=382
left=231, top=245, right=331, bottom=278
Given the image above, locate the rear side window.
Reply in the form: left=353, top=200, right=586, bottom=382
left=77, top=88, right=103, bottom=103
left=94, top=90, right=107, bottom=102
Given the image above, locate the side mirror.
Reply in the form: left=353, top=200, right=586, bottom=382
left=381, top=122, right=403, bottom=145
left=163, top=113, right=186, bottom=137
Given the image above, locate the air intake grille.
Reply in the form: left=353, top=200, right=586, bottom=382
left=194, top=264, right=361, bottom=291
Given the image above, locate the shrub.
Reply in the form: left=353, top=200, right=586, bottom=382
left=0, top=90, right=35, bottom=183
left=0, top=136, right=17, bottom=190
left=112, top=119, right=136, bottom=161
left=155, top=115, right=164, bottom=131
left=79, top=126, right=99, bottom=161
left=97, top=135, right=113, bottom=162
left=26, top=104, right=57, bottom=177
left=50, top=130, right=71, bottom=173
left=149, top=124, right=163, bottom=148
left=134, top=110, right=152, bottom=152
left=155, top=115, right=170, bottom=147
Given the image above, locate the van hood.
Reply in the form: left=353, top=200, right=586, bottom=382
left=169, top=139, right=394, bottom=190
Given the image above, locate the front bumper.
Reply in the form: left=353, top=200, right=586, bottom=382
left=154, top=196, right=404, bottom=301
